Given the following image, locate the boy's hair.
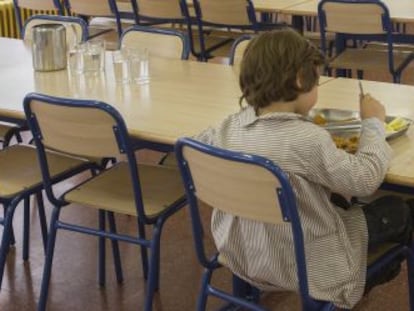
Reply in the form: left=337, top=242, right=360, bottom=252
left=239, top=28, right=324, bottom=113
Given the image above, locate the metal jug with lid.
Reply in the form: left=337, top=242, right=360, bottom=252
left=31, top=24, right=67, bottom=71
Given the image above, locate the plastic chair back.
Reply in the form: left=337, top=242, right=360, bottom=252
left=229, top=34, right=253, bottom=65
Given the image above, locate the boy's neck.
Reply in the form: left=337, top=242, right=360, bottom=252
left=258, top=101, right=297, bottom=116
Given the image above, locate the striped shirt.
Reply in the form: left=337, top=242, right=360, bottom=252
left=195, top=105, right=392, bottom=308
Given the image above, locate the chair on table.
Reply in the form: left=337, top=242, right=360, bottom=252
left=22, top=14, right=89, bottom=45
left=192, top=0, right=284, bottom=61
left=0, top=140, right=92, bottom=290
left=23, top=93, right=186, bottom=311
left=13, top=0, right=64, bottom=35
left=121, top=25, right=190, bottom=60
left=228, top=34, right=253, bottom=66
left=64, top=0, right=124, bottom=45
left=175, top=137, right=414, bottom=311
left=318, top=0, right=414, bottom=83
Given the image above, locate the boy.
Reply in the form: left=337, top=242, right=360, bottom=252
left=195, top=28, right=412, bottom=308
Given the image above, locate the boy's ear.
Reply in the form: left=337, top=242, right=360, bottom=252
left=296, top=73, right=303, bottom=89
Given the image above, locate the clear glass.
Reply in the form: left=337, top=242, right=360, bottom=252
left=128, top=48, right=149, bottom=84
left=67, top=44, right=85, bottom=74
left=84, top=39, right=105, bottom=74
left=112, top=50, right=130, bottom=84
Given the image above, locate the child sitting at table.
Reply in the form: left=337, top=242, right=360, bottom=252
left=194, top=28, right=413, bottom=309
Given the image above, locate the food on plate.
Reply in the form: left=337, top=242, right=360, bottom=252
left=331, top=135, right=359, bottom=153
left=386, top=117, right=409, bottom=132
left=313, top=113, right=327, bottom=125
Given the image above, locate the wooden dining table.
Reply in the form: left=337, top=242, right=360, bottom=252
left=1, top=37, right=414, bottom=187
left=275, top=0, right=414, bottom=23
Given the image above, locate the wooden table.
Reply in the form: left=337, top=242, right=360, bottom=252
left=3, top=37, right=413, bottom=187
left=317, top=77, right=414, bottom=187
left=0, top=37, right=333, bottom=144
left=279, top=0, right=414, bottom=23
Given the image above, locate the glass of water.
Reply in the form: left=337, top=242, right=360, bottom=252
left=128, top=48, right=149, bottom=84
left=112, top=49, right=130, bottom=84
left=84, top=39, right=105, bottom=74
left=68, top=44, right=85, bottom=75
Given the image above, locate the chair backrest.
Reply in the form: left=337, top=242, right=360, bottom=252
left=133, top=0, right=185, bottom=21
left=13, top=0, right=64, bottom=33
left=228, top=34, right=253, bottom=66
left=193, top=0, right=255, bottom=27
left=23, top=14, right=88, bottom=43
left=318, top=0, right=390, bottom=35
left=121, top=25, right=190, bottom=59
left=175, top=138, right=313, bottom=304
left=65, top=0, right=115, bottom=16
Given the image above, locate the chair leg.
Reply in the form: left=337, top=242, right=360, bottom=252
left=406, top=246, right=414, bottom=311
left=38, top=207, right=61, bottom=311
left=98, top=209, right=106, bottom=287
left=23, top=197, right=30, bottom=261
left=197, top=268, right=213, bottom=311
left=36, top=192, right=48, bottom=254
left=357, top=70, right=364, bottom=80
left=107, top=211, right=123, bottom=283
left=138, top=219, right=149, bottom=280
left=143, top=221, right=164, bottom=311
left=0, top=201, right=19, bottom=289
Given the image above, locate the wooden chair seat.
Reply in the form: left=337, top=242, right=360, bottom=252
left=0, top=145, right=86, bottom=198
left=64, top=162, right=184, bottom=218
left=330, top=48, right=413, bottom=71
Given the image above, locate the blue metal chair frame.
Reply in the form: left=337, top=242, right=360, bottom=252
left=228, top=34, right=254, bottom=65
left=0, top=147, right=93, bottom=290
left=121, top=25, right=191, bottom=60
left=129, top=0, right=200, bottom=60
left=175, top=137, right=414, bottom=311
left=63, top=0, right=123, bottom=38
left=318, top=0, right=414, bottom=83
left=21, top=14, right=89, bottom=41
left=13, top=0, right=64, bottom=35
left=24, top=93, right=187, bottom=311
left=192, top=0, right=284, bottom=61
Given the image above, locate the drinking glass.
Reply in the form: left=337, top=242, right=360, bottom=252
left=129, top=48, right=149, bottom=84
left=112, top=50, right=130, bottom=84
left=84, top=39, right=105, bottom=74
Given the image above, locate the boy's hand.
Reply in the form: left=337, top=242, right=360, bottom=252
left=360, top=93, right=386, bottom=122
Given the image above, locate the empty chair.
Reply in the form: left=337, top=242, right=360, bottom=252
left=64, top=0, right=123, bottom=41
left=0, top=141, right=92, bottom=290
left=121, top=25, right=190, bottom=59
left=318, top=0, right=414, bottom=83
left=23, top=93, right=186, bottom=311
left=192, top=0, right=283, bottom=61
left=22, top=14, right=89, bottom=45
left=13, top=0, right=64, bottom=35
left=228, top=34, right=253, bottom=66
left=175, top=137, right=414, bottom=310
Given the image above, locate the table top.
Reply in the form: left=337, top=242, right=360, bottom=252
left=276, top=0, right=414, bottom=23
left=2, top=37, right=414, bottom=186
left=0, top=37, right=334, bottom=144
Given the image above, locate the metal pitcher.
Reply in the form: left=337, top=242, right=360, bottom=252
left=31, top=24, right=67, bottom=72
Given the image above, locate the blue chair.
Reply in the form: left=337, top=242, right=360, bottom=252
left=121, top=25, right=190, bottom=60
left=0, top=141, right=92, bottom=290
left=23, top=93, right=186, bottom=311
left=175, top=137, right=414, bottom=311
left=192, top=0, right=284, bottom=61
left=64, top=0, right=123, bottom=39
left=318, top=0, right=414, bottom=82
left=13, top=0, right=64, bottom=35
left=228, top=34, right=254, bottom=66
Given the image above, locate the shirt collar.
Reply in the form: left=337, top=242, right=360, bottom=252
left=239, top=106, right=310, bottom=127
